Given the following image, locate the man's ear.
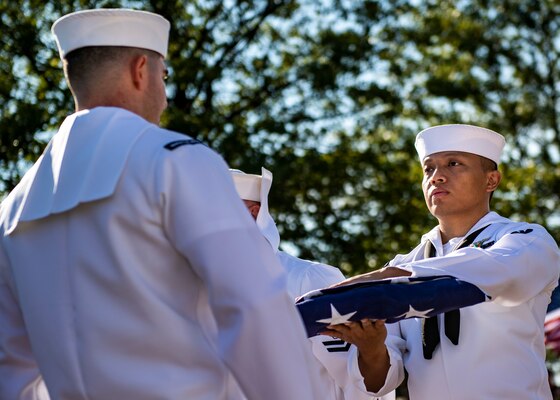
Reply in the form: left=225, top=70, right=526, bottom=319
left=130, top=54, right=149, bottom=90
left=486, top=170, right=501, bottom=193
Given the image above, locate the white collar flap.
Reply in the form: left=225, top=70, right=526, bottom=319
left=3, top=107, right=153, bottom=234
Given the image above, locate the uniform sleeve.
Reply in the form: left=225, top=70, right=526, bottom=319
left=0, top=243, right=50, bottom=400
left=402, top=224, right=560, bottom=306
left=155, top=145, right=330, bottom=400
left=294, top=259, right=346, bottom=297
left=300, top=264, right=345, bottom=292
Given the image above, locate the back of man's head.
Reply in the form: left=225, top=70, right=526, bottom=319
left=63, top=46, right=149, bottom=99
left=51, top=9, right=170, bottom=114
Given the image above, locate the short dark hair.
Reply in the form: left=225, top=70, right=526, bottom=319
left=480, top=156, right=498, bottom=172
left=63, top=46, right=159, bottom=95
left=65, top=46, right=129, bottom=90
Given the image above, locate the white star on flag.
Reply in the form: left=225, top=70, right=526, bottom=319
left=396, top=305, right=434, bottom=319
left=317, top=304, right=357, bottom=325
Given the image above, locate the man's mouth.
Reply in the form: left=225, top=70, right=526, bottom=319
left=431, top=189, right=448, bottom=199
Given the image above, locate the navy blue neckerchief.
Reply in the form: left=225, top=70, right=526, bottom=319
left=422, top=224, right=491, bottom=359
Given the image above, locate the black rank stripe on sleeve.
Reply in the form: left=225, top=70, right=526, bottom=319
left=511, top=229, right=533, bottom=235
left=164, top=139, right=202, bottom=150
left=322, top=339, right=351, bottom=353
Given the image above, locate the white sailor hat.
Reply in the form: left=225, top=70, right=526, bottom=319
left=231, top=168, right=281, bottom=252
left=230, top=170, right=262, bottom=202
left=51, top=8, right=170, bottom=59
left=415, top=124, right=506, bottom=165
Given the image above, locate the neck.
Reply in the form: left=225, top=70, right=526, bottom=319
left=74, top=92, right=139, bottom=116
left=72, top=74, right=139, bottom=115
left=438, top=210, right=490, bottom=243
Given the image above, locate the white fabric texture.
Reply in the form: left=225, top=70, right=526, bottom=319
left=0, top=107, right=330, bottom=400
left=52, top=9, right=170, bottom=58
left=358, top=211, right=560, bottom=399
left=415, top=124, right=505, bottom=165
left=230, top=171, right=261, bottom=202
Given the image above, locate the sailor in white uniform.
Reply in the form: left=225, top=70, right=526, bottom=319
left=231, top=168, right=395, bottom=400
left=325, top=124, right=560, bottom=399
left=0, top=9, right=330, bottom=400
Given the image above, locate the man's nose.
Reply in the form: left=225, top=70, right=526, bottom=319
left=430, top=167, right=447, bottom=184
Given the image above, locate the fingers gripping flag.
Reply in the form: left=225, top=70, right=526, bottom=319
left=296, top=275, right=489, bottom=338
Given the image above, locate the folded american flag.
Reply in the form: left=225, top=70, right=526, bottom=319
left=296, top=275, right=489, bottom=337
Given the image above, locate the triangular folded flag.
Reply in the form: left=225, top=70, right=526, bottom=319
left=296, top=275, right=489, bottom=337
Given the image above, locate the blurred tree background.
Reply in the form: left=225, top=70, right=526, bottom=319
left=2, top=0, right=560, bottom=396
left=1, top=0, right=559, bottom=274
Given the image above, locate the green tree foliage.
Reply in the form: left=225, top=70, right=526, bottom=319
left=1, top=0, right=559, bottom=277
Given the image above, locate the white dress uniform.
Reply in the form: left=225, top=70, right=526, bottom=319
left=356, top=211, right=560, bottom=399
left=0, top=107, right=331, bottom=400
left=231, top=168, right=395, bottom=400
